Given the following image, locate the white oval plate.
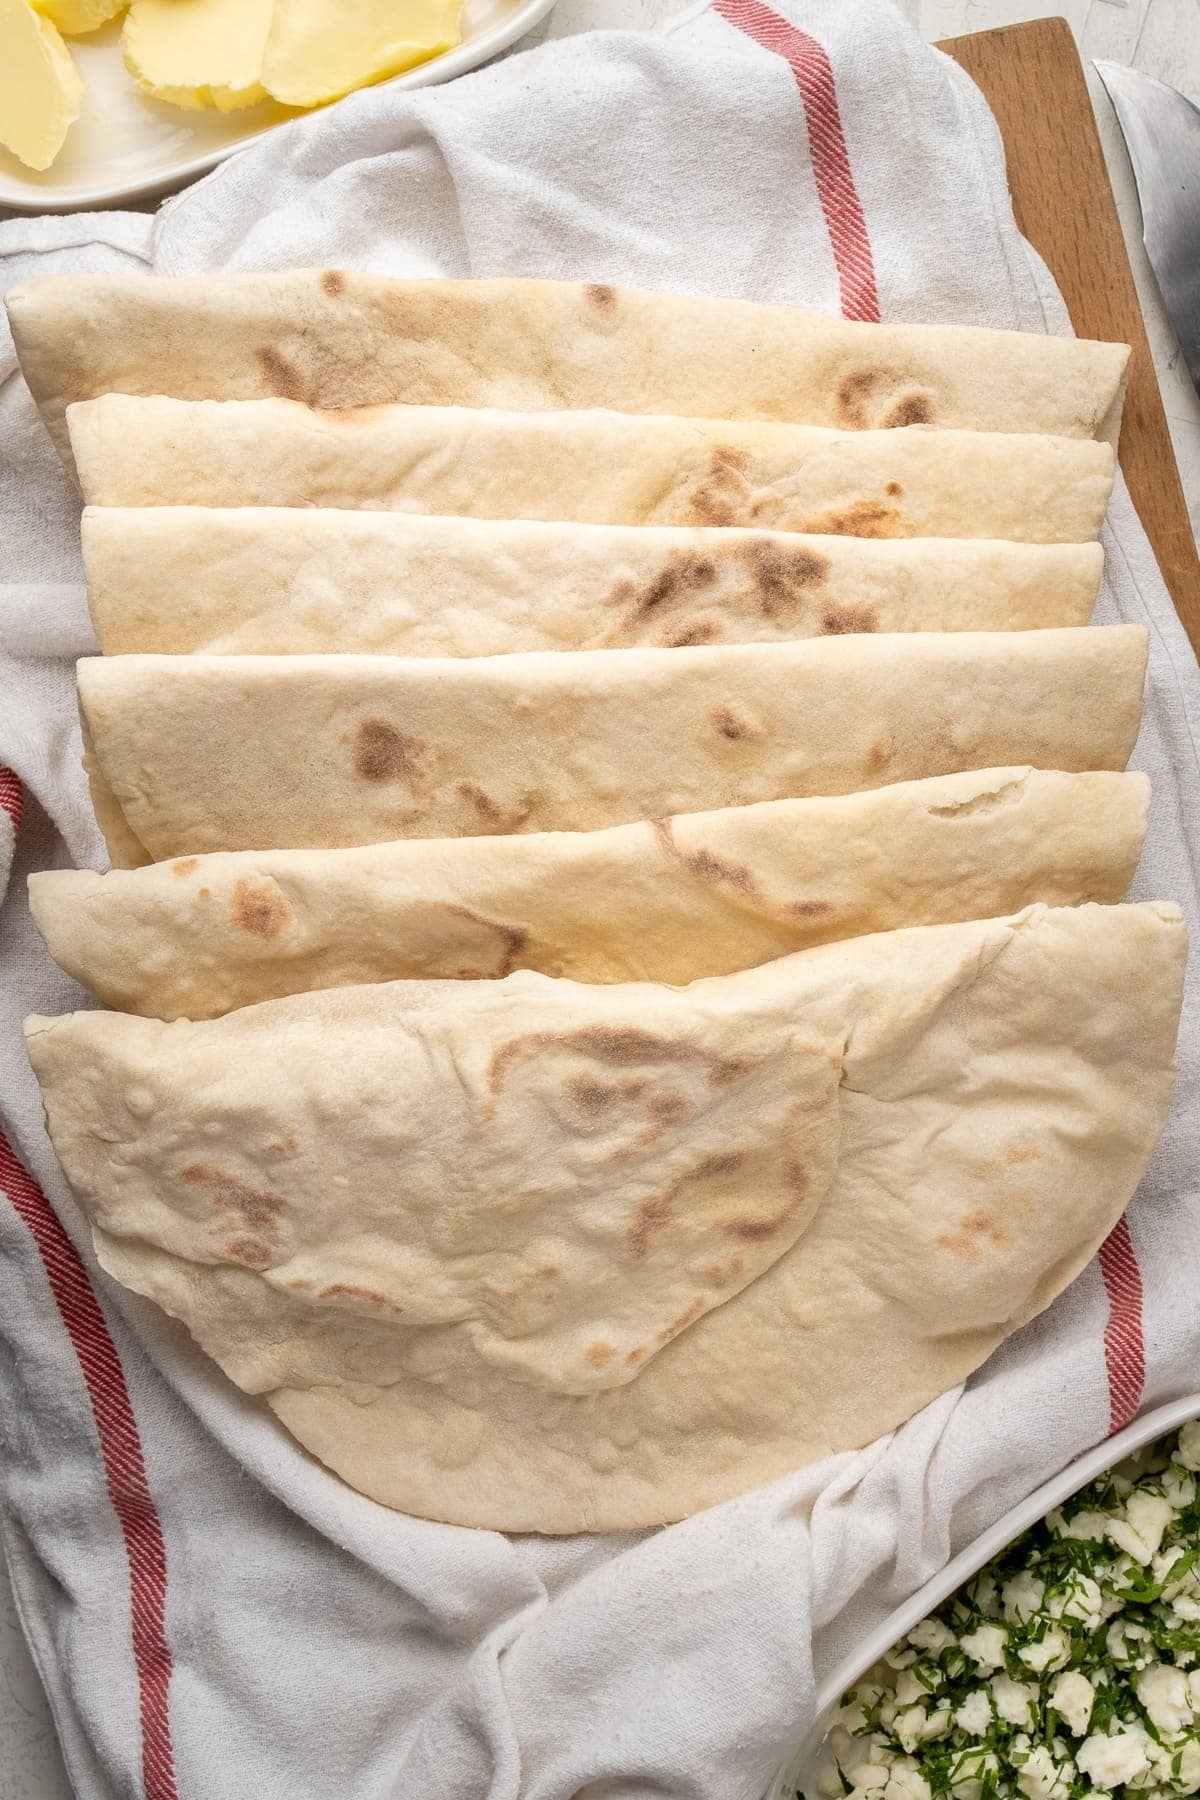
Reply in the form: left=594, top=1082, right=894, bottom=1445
left=766, top=1391, right=1200, bottom=1800
left=0, top=0, right=558, bottom=214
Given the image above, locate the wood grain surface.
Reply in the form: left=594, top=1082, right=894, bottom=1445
left=940, top=16, right=1200, bottom=656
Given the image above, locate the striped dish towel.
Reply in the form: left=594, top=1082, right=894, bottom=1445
left=0, top=3, right=1197, bottom=1796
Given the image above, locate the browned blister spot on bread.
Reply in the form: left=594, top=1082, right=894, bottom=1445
left=354, top=718, right=423, bottom=784
left=682, top=447, right=754, bottom=526
left=585, top=1341, right=615, bottom=1368
left=712, top=705, right=756, bottom=741
left=320, top=270, right=346, bottom=297
left=584, top=282, right=617, bottom=313
left=655, top=1297, right=706, bottom=1344
left=740, top=538, right=829, bottom=617
left=881, top=392, right=934, bottom=428
left=565, top=1074, right=650, bottom=1119
left=802, top=497, right=903, bottom=539
left=441, top=902, right=528, bottom=977
left=821, top=603, right=879, bottom=635
left=232, top=876, right=293, bottom=939
left=179, top=1161, right=285, bottom=1270
left=627, top=1151, right=748, bottom=1259
left=724, top=1159, right=808, bottom=1242
left=171, top=857, right=199, bottom=877
left=256, top=345, right=308, bottom=402
left=652, top=818, right=761, bottom=896
left=837, top=367, right=936, bottom=431
left=664, top=618, right=723, bottom=647
left=938, top=1209, right=1009, bottom=1261
left=319, top=1282, right=396, bottom=1309
left=622, top=552, right=718, bottom=625
left=226, top=1236, right=272, bottom=1269
left=456, top=780, right=501, bottom=823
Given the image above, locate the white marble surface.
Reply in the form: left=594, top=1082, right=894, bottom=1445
left=3, top=2, right=1198, bottom=1794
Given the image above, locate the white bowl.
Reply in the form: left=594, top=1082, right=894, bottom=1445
left=766, top=1391, right=1200, bottom=1800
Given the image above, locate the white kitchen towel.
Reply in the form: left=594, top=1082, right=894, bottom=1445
left=1, top=4, right=1198, bottom=1797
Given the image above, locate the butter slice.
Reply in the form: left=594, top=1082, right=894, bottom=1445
left=32, top=0, right=127, bottom=35
left=0, top=0, right=83, bottom=171
left=263, top=0, right=463, bottom=107
left=123, top=0, right=272, bottom=112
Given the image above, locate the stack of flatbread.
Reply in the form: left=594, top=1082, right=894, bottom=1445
left=8, top=272, right=1185, bottom=1534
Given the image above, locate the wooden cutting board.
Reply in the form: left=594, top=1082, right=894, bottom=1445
left=939, top=17, right=1200, bottom=657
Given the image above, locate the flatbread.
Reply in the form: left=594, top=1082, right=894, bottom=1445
left=80, top=508, right=1105, bottom=657
left=24, top=901, right=1185, bottom=1532
left=75, top=627, right=1148, bottom=866
left=7, top=273, right=1130, bottom=464
left=30, top=769, right=1149, bottom=1020
left=66, top=397, right=1116, bottom=543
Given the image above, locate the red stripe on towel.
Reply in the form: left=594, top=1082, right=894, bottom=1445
left=712, top=0, right=881, bottom=322
left=1098, top=1216, right=1146, bottom=1432
left=0, top=765, right=23, bottom=835
left=1, top=930, right=179, bottom=1800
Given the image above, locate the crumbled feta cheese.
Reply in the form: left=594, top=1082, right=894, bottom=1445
left=884, top=1764, right=931, bottom=1800
left=961, top=1623, right=1008, bottom=1672
left=954, top=1690, right=992, bottom=1735
left=1004, top=1572, right=1046, bottom=1623
left=1052, top=1571, right=1104, bottom=1630
left=1177, top=1421, right=1200, bottom=1470
left=1050, top=1670, right=1095, bottom=1735
left=851, top=1765, right=890, bottom=1789
left=812, top=1424, right=1200, bottom=1800
left=1054, top=1508, right=1113, bottom=1542
left=1177, top=1739, right=1200, bottom=1794
left=992, top=1674, right=1037, bottom=1726
left=894, top=1707, right=928, bottom=1754
left=1106, top=1620, right=1154, bottom=1668
left=1107, top=1492, right=1174, bottom=1564
left=1163, top=1466, right=1197, bottom=1510
left=1136, top=1663, right=1194, bottom=1734
left=1018, top=1627, right=1070, bottom=1674
left=972, top=1574, right=998, bottom=1615
left=1016, top=1743, right=1074, bottom=1800
left=1077, top=1730, right=1151, bottom=1789
left=946, top=1747, right=1000, bottom=1800
left=1152, top=1548, right=1192, bottom=1599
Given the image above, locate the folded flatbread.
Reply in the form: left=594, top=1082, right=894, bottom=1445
left=25, top=901, right=1185, bottom=1532
left=66, top=397, right=1116, bottom=543
left=7, top=273, right=1129, bottom=463
left=81, top=509, right=1104, bottom=658
left=31, top=768, right=1149, bottom=1020
left=76, top=628, right=1148, bottom=865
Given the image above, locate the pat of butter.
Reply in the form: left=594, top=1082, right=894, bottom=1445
left=123, top=0, right=273, bottom=112
left=0, top=0, right=84, bottom=171
left=262, top=0, right=464, bottom=107
left=32, top=0, right=127, bottom=35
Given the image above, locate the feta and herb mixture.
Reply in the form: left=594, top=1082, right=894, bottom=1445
left=810, top=1422, right=1200, bottom=1800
